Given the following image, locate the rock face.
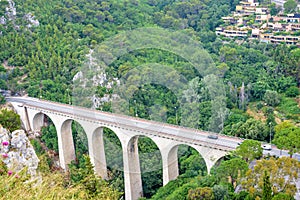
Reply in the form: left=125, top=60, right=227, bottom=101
left=0, top=127, right=39, bottom=176
left=73, top=49, right=120, bottom=109
left=0, top=0, right=39, bottom=28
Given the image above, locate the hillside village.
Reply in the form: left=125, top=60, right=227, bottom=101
left=216, top=0, right=300, bottom=46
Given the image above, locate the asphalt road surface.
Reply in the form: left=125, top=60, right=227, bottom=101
left=6, top=97, right=300, bottom=161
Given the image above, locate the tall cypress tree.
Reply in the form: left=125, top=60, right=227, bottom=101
left=262, top=170, right=272, bottom=200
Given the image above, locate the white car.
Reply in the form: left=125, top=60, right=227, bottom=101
left=262, top=144, right=272, bottom=150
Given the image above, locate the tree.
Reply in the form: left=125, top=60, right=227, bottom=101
left=263, top=90, right=281, bottom=107
left=213, top=185, right=229, bottom=200
left=272, top=121, right=300, bottom=156
left=285, top=86, right=299, bottom=97
left=241, top=157, right=300, bottom=197
left=0, top=94, right=5, bottom=105
left=0, top=109, right=21, bottom=131
left=216, top=158, right=248, bottom=188
left=68, top=155, right=122, bottom=198
left=262, top=171, right=272, bottom=200
left=252, top=81, right=269, bottom=100
left=41, top=124, right=58, bottom=152
left=284, top=0, right=297, bottom=13
left=269, top=3, right=279, bottom=16
left=235, top=139, right=263, bottom=162
left=229, top=119, right=268, bottom=141
left=188, top=187, right=214, bottom=200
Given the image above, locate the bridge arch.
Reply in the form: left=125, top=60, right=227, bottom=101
left=167, top=144, right=207, bottom=179
left=59, top=118, right=90, bottom=169
left=32, top=112, right=56, bottom=131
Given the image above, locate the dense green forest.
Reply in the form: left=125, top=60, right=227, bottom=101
left=0, top=0, right=299, bottom=199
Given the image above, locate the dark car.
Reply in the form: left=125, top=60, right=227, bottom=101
left=208, top=135, right=218, bottom=139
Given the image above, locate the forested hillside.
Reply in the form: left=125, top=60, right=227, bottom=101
left=0, top=0, right=299, bottom=199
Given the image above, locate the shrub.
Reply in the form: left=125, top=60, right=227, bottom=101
left=285, top=86, right=299, bottom=97
left=263, top=90, right=281, bottom=107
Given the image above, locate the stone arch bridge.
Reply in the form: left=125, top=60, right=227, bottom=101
left=8, top=97, right=242, bottom=200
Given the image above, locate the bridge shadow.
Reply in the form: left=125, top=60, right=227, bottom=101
left=70, top=121, right=89, bottom=163
left=137, top=136, right=163, bottom=198
left=33, top=112, right=59, bottom=154
left=101, top=127, right=124, bottom=193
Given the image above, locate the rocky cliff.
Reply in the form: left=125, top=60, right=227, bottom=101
left=0, top=127, right=39, bottom=176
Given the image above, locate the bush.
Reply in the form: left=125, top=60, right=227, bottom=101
left=256, top=102, right=263, bottom=110
left=0, top=109, right=21, bottom=131
left=272, top=193, right=295, bottom=200
left=285, top=86, right=299, bottom=97
left=30, top=138, right=45, bottom=156
left=263, top=90, right=281, bottom=107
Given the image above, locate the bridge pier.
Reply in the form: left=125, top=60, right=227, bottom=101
left=124, top=136, right=143, bottom=200
left=59, top=119, right=76, bottom=169
left=156, top=139, right=179, bottom=186
left=91, top=127, right=108, bottom=179
left=163, top=145, right=179, bottom=185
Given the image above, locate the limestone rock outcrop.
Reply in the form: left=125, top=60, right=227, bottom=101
left=0, top=127, right=39, bottom=176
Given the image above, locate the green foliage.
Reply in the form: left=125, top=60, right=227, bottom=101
left=187, top=187, right=214, bottom=200
left=277, top=97, right=300, bottom=121
left=215, top=158, right=248, bottom=188
left=0, top=109, right=21, bottom=131
left=272, top=121, right=300, bottom=155
left=269, top=3, right=280, bottom=16
left=212, top=184, right=229, bottom=200
left=284, top=0, right=298, bottom=13
left=0, top=0, right=299, bottom=198
left=263, top=90, right=281, bottom=107
left=262, top=171, right=272, bottom=200
left=229, top=118, right=268, bottom=141
left=272, top=193, right=295, bottom=200
left=72, top=121, right=88, bottom=157
left=0, top=155, right=121, bottom=199
left=285, top=86, right=299, bottom=97
left=102, top=128, right=124, bottom=193
left=234, top=191, right=251, bottom=200
left=68, top=155, right=122, bottom=198
left=222, top=109, right=249, bottom=135
left=150, top=178, right=190, bottom=200
left=242, top=157, right=300, bottom=198
left=235, top=139, right=263, bottom=162
left=178, top=146, right=207, bottom=177
left=138, top=136, right=162, bottom=198
left=0, top=94, right=5, bottom=105
left=41, top=124, right=58, bottom=152
left=30, top=138, right=45, bottom=156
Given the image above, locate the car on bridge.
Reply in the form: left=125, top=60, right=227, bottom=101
left=262, top=144, right=272, bottom=151
left=207, top=134, right=218, bottom=139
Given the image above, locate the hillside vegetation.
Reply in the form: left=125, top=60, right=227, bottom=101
left=0, top=0, right=299, bottom=199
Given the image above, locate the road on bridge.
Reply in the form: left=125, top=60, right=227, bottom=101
left=6, top=97, right=300, bottom=161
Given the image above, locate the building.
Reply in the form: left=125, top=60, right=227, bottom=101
left=221, top=16, right=237, bottom=24
left=285, top=13, right=300, bottom=23
left=291, top=23, right=300, bottom=31
left=255, top=14, right=271, bottom=23
left=216, top=27, right=249, bottom=38
left=270, top=35, right=300, bottom=45
left=216, top=0, right=300, bottom=46
left=256, top=7, right=269, bottom=14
